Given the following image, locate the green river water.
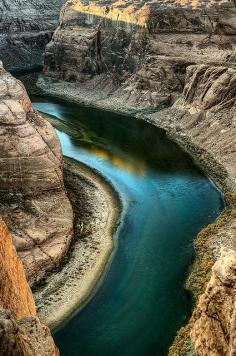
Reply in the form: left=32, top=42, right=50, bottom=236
left=33, top=97, right=224, bottom=356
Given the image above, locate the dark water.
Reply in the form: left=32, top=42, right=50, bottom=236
left=32, top=97, right=224, bottom=356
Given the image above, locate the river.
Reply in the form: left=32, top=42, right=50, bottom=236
left=32, top=97, right=224, bottom=356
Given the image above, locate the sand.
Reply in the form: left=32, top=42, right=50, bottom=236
left=34, top=157, right=122, bottom=330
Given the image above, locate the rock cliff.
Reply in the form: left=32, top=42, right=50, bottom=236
left=0, top=61, right=73, bottom=285
left=0, top=217, right=59, bottom=355
left=0, top=0, right=64, bottom=71
left=44, top=0, right=236, bottom=110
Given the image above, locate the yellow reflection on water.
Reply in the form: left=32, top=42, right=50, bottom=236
left=85, top=146, right=147, bottom=176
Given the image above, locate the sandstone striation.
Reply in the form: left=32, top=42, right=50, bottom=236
left=0, top=61, right=73, bottom=285
left=0, top=0, right=64, bottom=71
left=0, top=217, right=59, bottom=355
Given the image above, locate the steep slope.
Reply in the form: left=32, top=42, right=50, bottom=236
left=0, top=0, right=64, bottom=71
left=0, top=61, right=73, bottom=285
left=0, top=217, right=59, bottom=356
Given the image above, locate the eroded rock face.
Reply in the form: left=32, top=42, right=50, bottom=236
left=44, top=0, right=236, bottom=110
left=0, top=218, right=59, bottom=355
left=176, top=64, right=236, bottom=113
left=0, top=0, right=64, bottom=71
left=191, top=249, right=236, bottom=355
left=169, top=64, right=236, bottom=191
left=0, top=62, right=73, bottom=285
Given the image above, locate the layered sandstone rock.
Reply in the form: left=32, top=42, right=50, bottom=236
left=43, top=0, right=236, bottom=110
left=0, top=217, right=59, bottom=355
left=190, top=249, right=236, bottom=355
left=0, top=0, right=64, bottom=71
left=0, top=62, right=73, bottom=285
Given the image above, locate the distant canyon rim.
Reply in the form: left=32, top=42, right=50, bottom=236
left=0, top=0, right=236, bottom=355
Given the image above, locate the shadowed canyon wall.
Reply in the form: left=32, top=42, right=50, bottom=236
left=0, top=0, right=64, bottom=71
left=0, top=217, right=59, bottom=355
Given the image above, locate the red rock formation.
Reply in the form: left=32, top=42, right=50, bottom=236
left=0, top=217, right=59, bottom=355
left=0, top=217, right=36, bottom=319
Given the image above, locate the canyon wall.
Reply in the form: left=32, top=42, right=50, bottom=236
left=44, top=0, right=236, bottom=110
left=0, top=61, right=74, bottom=286
left=40, top=1, right=236, bottom=354
left=0, top=217, right=59, bottom=355
left=0, top=0, right=64, bottom=71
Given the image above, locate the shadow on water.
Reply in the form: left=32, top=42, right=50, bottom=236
left=32, top=96, right=224, bottom=356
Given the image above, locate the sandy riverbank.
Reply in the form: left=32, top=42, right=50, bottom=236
left=34, top=157, right=121, bottom=330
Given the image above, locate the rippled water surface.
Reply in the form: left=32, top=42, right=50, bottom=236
left=33, top=97, right=224, bottom=356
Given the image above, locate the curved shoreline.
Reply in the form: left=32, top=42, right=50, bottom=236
left=35, top=78, right=236, bottom=354
left=35, top=157, right=122, bottom=330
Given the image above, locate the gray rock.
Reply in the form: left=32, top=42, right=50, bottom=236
left=0, top=0, right=65, bottom=71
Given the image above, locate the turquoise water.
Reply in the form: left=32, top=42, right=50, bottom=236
left=33, top=98, right=224, bottom=356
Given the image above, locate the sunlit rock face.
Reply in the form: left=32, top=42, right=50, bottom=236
left=44, top=0, right=236, bottom=110
left=0, top=0, right=64, bottom=71
left=0, top=62, right=73, bottom=285
left=0, top=217, right=36, bottom=320
left=191, top=249, right=236, bottom=355
left=0, top=218, right=59, bottom=355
